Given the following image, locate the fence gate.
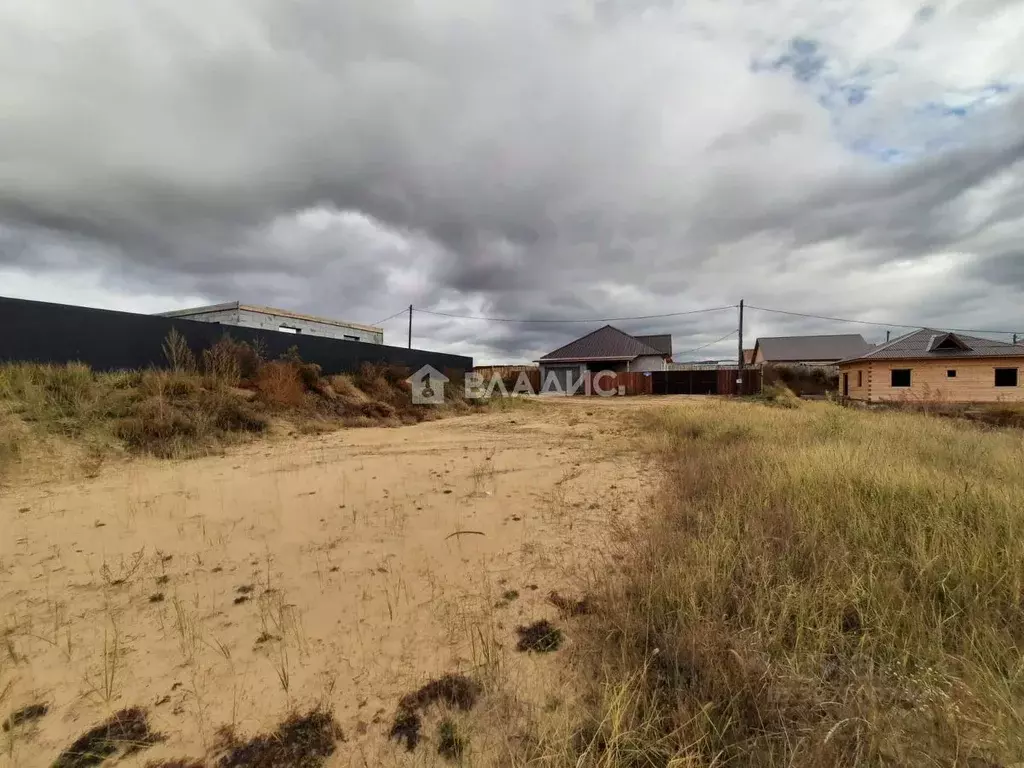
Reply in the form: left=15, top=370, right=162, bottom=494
left=649, top=368, right=762, bottom=396
left=650, top=370, right=719, bottom=395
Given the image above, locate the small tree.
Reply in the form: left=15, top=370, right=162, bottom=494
left=162, top=328, right=196, bottom=373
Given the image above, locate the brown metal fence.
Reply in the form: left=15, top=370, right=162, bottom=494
left=718, top=367, right=763, bottom=396
left=475, top=366, right=760, bottom=396
left=604, top=368, right=760, bottom=396
left=583, top=371, right=653, bottom=395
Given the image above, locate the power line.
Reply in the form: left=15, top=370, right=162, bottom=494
left=674, top=329, right=738, bottom=358
left=747, top=305, right=1022, bottom=336
left=412, top=304, right=737, bottom=324
left=372, top=309, right=409, bottom=326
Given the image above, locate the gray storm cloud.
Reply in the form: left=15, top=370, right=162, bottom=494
left=1, top=0, right=1023, bottom=361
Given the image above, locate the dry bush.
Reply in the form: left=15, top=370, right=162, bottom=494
left=328, top=374, right=369, bottom=405
left=756, top=381, right=801, bottom=408
left=0, top=362, right=100, bottom=436
left=555, top=401, right=1024, bottom=767
left=763, top=363, right=838, bottom=396
left=0, top=364, right=269, bottom=460
left=254, top=361, right=308, bottom=409
left=0, top=357, right=492, bottom=468
left=112, top=372, right=267, bottom=458
left=201, top=337, right=242, bottom=386
left=197, top=334, right=269, bottom=385
left=162, top=328, right=196, bottom=373
left=352, top=363, right=399, bottom=404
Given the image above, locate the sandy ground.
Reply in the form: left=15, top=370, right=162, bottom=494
left=0, top=397, right=675, bottom=766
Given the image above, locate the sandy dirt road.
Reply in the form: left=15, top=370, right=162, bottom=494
left=0, top=397, right=677, bottom=766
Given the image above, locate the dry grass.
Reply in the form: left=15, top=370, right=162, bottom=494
left=545, top=399, right=1024, bottom=767
left=877, top=400, right=1024, bottom=430
left=0, top=337, right=499, bottom=476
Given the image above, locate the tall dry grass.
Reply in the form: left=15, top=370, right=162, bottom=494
left=552, top=400, right=1024, bottom=767
left=0, top=338, right=497, bottom=474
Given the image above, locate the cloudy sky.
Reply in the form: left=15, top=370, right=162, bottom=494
left=2, top=0, right=1023, bottom=363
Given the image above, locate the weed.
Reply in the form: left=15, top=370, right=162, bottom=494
left=389, top=709, right=421, bottom=752
left=82, top=620, right=121, bottom=704
left=398, top=674, right=482, bottom=713
left=2, top=703, right=48, bottom=732
left=547, top=590, right=592, bottom=616
left=101, top=547, right=146, bottom=586
left=516, top=620, right=563, bottom=652
left=215, top=709, right=341, bottom=767
left=52, top=707, right=162, bottom=768
left=390, top=674, right=482, bottom=753
left=437, top=718, right=465, bottom=762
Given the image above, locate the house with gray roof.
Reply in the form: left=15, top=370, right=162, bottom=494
left=752, top=334, right=871, bottom=366
left=837, top=329, right=1024, bottom=402
left=536, top=325, right=670, bottom=394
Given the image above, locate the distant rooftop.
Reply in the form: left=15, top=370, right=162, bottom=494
left=754, top=334, right=871, bottom=362
left=156, top=301, right=382, bottom=334
left=539, top=325, right=665, bottom=362
left=634, top=334, right=673, bottom=357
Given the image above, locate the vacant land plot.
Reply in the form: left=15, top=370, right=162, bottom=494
left=7, top=393, right=1024, bottom=768
left=0, top=397, right=657, bottom=766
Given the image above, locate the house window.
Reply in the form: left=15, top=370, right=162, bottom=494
left=857, top=371, right=862, bottom=387
left=278, top=325, right=300, bottom=334
left=995, top=368, right=1018, bottom=387
left=947, top=370, right=957, bottom=378
left=891, top=369, right=911, bottom=388
left=343, top=335, right=360, bottom=342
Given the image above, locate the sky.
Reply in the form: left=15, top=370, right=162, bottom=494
left=2, top=0, right=1023, bottom=364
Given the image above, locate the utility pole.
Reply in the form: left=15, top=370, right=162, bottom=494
left=1015, top=333, right=1018, bottom=345
left=407, top=305, right=413, bottom=349
left=886, top=330, right=891, bottom=343
left=737, top=299, right=744, bottom=395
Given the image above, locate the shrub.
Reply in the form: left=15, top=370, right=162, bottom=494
left=205, top=392, right=268, bottom=434
left=0, top=359, right=484, bottom=464
left=162, top=328, right=196, bottom=373
left=763, top=363, right=838, bottom=396
left=201, top=336, right=243, bottom=385
left=353, top=363, right=396, bottom=404
left=114, top=401, right=200, bottom=458
left=328, top=374, right=368, bottom=405
left=757, top=382, right=801, bottom=408
left=254, top=361, right=307, bottom=409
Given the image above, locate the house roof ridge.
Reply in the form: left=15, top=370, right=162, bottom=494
left=858, top=328, right=925, bottom=359
left=540, top=324, right=665, bottom=361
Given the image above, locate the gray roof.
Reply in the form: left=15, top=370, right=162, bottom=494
left=634, top=334, right=673, bottom=356
left=540, top=325, right=664, bottom=362
left=157, top=301, right=382, bottom=332
left=754, top=334, right=870, bottom=363
left=842, top=329, right=1024, bottom=362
